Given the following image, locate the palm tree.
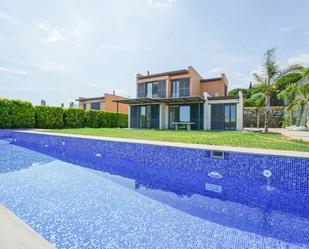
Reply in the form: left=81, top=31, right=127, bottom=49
left=253, top=48, right=301, bottom=132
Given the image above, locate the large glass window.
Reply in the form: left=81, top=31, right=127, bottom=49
left=90, top=102, right=100, bottom=110
left=179, top=106, right=190, bottom=122
left=152, top=82, right=159, bottom=98
left=224, top=104, right=236, bottom=130
left=171, top=80, right=180, bottom=97
left=146, top=83, right=152, bottom=98
left=138, top=106, right=146, bottom=128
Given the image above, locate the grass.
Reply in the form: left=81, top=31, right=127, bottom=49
left=45, top=128, right=309, bottom=152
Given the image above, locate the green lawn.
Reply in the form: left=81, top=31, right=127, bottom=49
left=45, top=128, right=309, bottom=152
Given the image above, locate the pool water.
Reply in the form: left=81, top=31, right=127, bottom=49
left=0, top=139, right=309, bottom=249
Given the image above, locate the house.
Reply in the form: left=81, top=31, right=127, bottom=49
left=76, top=93, right=128, bottom=113
left=114, top=66, right=243, bottom=130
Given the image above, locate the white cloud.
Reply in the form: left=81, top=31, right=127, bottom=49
left=0, top=11, right=17, bottom=23
left=208, top=67, right=222, bottom=74
left=36, top=62, right=74, bottom=73
left=38, top=22, right=67, bottom=43
left=288, top=53, right=309, bottom=65
left=146, top=0, right=177, bottom=8
left=0, top=66, right=27, bottom=75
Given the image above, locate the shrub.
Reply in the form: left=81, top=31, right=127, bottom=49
left=64, top=108, right=85, bottom=128
left=10, top=99, right=35, bottom=128
left=117, top=113, right=128, bottom=128
left=85, top=110, right=104, bottom=128
left=0, top=98, right=11, bottom=128
left=35, top=106, right=64, bottom=129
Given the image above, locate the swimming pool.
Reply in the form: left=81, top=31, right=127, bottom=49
left=0, top=131, right=309, bottom=248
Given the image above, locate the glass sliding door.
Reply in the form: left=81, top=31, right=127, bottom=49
left=136, top=105, right=160, bottom=129
left=224, top=104, right=236, bottom=130
left=138, top=106, right=147, bottom=128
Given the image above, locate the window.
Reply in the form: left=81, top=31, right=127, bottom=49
left=171, top=80, right=180, bottom=97
left=171, top=78, right=190, bottom=97
left=90, top=102, right=101, bottom=110
left=82, top=103, right=86, bottom=110
left=224, top=104, right=236, bottom=130
left=137, top=83, right=146, bottom=98
left=146, top=81, right=159, bottom=98
left=152, top=82, right=159, bottom=98
left=146, top=83, right=152, bottom=98
left=179, top=106, right=190, bottom=122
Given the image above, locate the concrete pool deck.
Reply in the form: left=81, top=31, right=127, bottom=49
left=0, top=205, right=55, bottom=249
left=16, top=130, right=309, bottom=159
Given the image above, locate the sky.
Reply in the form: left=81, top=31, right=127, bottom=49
left=0, top=0, right=309, bottom=106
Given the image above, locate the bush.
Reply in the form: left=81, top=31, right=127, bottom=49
left=10, top=100, right=35, bottom=128
left=0, top=98, right=35, bottom=128
left=85, top=110, right=104, bottom=128
left=0, top=98, right=11, bottom=128
left=0, top=97, right=128, bottom=129
left=64, top=108, right=85, bottom=128
left=85, top=110, right=128, bottom=128
left=117, top=113, right=128, bottom=128
left=35, top=106, right=64, bottom=129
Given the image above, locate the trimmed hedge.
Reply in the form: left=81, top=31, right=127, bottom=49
left=35, top=106, right=64, bottom=129
left=0, top=98, right=35, bottom=128
left=0, top=98, right=11, bottom=128
left=0, top=97, right=128, bottom=129
left=64, top=108, right=85, bottom=128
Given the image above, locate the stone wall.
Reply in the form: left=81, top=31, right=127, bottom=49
left=243, top=106, right=284, bottom=128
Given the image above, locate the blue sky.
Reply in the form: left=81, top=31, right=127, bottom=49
left=1, top=0, right=309, bottom=106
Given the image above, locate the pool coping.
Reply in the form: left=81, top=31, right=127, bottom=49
left=14, top=130, right=309, bottom=159
left=0, top=204, right=55, bottom=249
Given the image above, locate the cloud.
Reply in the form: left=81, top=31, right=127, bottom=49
left=36, top=62, right=74, bottom=73
left=0, top=11, right=17, bottom=23
left=146, top=0, right=177, bottom=8
left=38, top=22, right=67, bottom=43
left=208, top=67, right=222, bottom=74
left=0, top=66, right=27, bottom=75
left=288, top=53, right=309, bottom=65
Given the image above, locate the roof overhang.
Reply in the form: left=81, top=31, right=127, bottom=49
left=113, top=96, right=205, bottom=105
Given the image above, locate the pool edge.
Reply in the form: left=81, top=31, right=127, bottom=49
left=0, top=204, right=55, bottom=249
left=14, top=130, right=309, bottom=159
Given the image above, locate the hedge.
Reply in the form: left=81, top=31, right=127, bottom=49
left=0, top=98, right=128, bottom=129
left=64, top=108, right=85, bottom=128
left=0, top=98, right=11, bottom=128
left=35, top=106, right=64, bottom=129
left=0, top=98, right=35, bottom=128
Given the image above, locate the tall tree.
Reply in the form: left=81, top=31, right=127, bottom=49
left=252, top=48, right=300, bottom=132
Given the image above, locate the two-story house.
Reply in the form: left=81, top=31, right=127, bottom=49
left=114, top=66, right=243, bottom=130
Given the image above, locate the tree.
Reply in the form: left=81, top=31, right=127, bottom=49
left=278, top=83, right=298, bottom=126
left=251, top=93, right=265, bottom=128
left=252, top=48, right=301, bottom=132
left=296, top=83, right=309, bottom=126
left=275, top=73, right=302, bottom=92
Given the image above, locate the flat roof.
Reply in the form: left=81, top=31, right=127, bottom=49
left=137, top=69, right=189, bottom=80
left=76, top=96, right=105, bottom=101
left=113, top=96, right=205, bottom=104
left=208, top=96, right=239, bottom=100
left=200, top=77, right=223, bottom=82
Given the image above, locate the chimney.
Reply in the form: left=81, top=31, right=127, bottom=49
left=112, top=90, right=115, bottom=96
left=147, top=70, right=150, bottom=76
